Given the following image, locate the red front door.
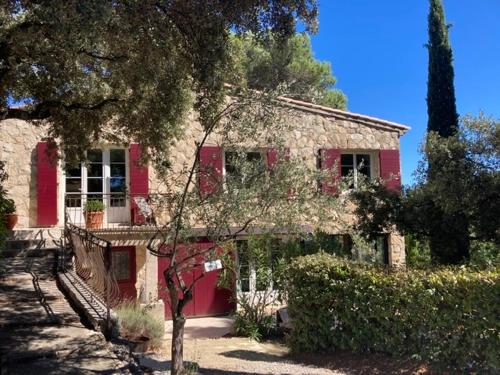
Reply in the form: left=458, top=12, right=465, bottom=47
left=111, top=246, right=137, bottom=301
left=158, top=242, right=235, bottom=319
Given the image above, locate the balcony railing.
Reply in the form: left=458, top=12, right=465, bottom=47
left=64, top=193, right=161, bottom=231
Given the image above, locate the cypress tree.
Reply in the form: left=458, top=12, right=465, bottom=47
left=426, top=0, right=459, bottom=136
left=426, top=0, right=469, bottom=264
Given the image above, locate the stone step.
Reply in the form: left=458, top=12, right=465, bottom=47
left=7, top=228, right=63, bottom=241
left=1, top=243, right=60, bottom=258
left=4, top=239, right=44, bottom=250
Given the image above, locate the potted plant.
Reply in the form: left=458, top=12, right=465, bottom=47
left=0, top=198, right=17, bottom=230
left=84, top=199, right=105, bottom=229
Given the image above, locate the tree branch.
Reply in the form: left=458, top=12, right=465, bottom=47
left=1, top=98, right=123, bottom=121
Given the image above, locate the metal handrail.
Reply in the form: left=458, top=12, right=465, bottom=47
left=64, top=219, right=119, bottom=333
left=64, top=192, right=162, bottom=230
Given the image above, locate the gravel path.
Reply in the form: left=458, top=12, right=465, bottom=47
left=158, top=337, right=346, bottom=374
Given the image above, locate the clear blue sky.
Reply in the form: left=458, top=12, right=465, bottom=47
left=310, top=0, right=500, bottom=184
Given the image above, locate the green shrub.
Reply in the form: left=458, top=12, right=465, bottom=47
left=0, top=161, right=10, bottom=248
left=0, top=197, right=15, bottom=215
left=114, top=302, right=164, bottom=349
left=84, top=199, right=105, bottom=212
left=285, top=253, right=500, bottom=372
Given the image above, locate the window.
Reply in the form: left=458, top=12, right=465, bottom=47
left=87, top=149, right=104, bottom=201
left=225, top=151, right=265, bottom=188
left=237, top=241, right=250, bottom=292
left=236, top=238, right=280, bottom=294
left=111, top=250, right=131, bottom=281
left=109, top=149, right=126, bottom=207
left=373, top=235, right=389, bottom=265
left=341, top=153, right=371, bottom=187
left=64, top=148, right=129, bottom=225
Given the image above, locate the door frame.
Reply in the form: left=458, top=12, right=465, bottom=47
left=62, top=146, right=131, bottom=226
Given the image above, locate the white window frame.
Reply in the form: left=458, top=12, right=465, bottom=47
left=340, top=152, right=375, bottom=188
left=61, top=146, right=130, bottom=225
left=235, top=239, right=279, bottom=297
left=223, top=149, right=267, bottom=189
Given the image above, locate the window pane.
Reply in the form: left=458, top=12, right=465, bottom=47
left=87, top=179, right=103, bottom=193
left=66, top=165, right=81, bottom=178
left=88, top=149, right=102, bottom=162
left=247, top=152, right=263, bottom=163
left=110, top=149, right=125, bottom=163
left=87, top=194, right=103, bottom=202
left=87, top=163, right=103, bottom=177
left=341, top=154, right=353, bottom=166
left=237, top=241, right=250, bottom=292
left=110, top=164, right=126, bottom=177
left=65, top=178, right=82, bottom=193
left=112, top=251, right=130, bottom=281
left=110, top=177, right=126, bottom=193
left=356, top=154, right=371, bottom=178
left=374, top=235, right=389, bottom=265
left=341, top=166, right=353, bottom=177
left=110, top=195, right=126, bottom=207
left=65, top=195, right=81, bottom=208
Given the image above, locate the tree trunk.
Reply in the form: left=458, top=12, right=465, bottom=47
left=171, top=313, right=186, bottom=375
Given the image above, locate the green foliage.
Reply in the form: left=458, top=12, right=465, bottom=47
left=404, top=234, right=431, bottom=267
left=469, top=241, right=500, bottom=269
left=229, top=32, right=347, bottom=109
left=353, top=115, right=500, bottom=265
left=0, top=197, right=15, bottom=215
left=286, top=253, right=500, bottom=372
left=1, top=1, right=318, bottom=165
left=84, top=199, right=105, bottom=212
left=114, top=301, right=164, bottom=349
left=0, top=161, right=8, bottom=245
left=426, top=0, right=458, bottom=137
left=233, top=311, right=277, bottom=341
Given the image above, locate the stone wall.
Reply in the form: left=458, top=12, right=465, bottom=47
left=0, top=119, right=50, bottom=228
left=150, top=109, right=402, bottom=192
left=1, top=104, right=406, bottom=265
left=135, top=245, right=159, bottom=303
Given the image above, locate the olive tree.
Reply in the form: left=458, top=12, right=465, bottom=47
left=144, top=88, right=353, bottom=374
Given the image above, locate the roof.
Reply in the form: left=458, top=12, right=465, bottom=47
left=276, top=96, right=410, bottom=135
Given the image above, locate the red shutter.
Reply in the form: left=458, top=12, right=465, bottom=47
left=268, top=148, right=291, bottom=197
left=321, top=149, right=341, bottom=194
left=37, top=142, right=58, bottom=226
left=129, top=144, right=149, bottom=224
left=379, top=149, right=401, bottom=191
left=267, top=148, right=278, bottom=170
left=198, top=146, right=223, bottom=195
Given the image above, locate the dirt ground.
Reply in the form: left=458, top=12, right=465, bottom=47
left=157, top=336, right=443, bottom=375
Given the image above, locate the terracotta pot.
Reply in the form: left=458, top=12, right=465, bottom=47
left=4, top=213, right=18, bottom=230
left=85, top=211, right=104, bottom=229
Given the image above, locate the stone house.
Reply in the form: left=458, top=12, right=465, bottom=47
left=0, top=97, right=409, bottom=319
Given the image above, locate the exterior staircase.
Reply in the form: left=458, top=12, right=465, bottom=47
left=2, top=228, right=63, bottom=257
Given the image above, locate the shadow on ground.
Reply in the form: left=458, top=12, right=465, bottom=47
left=219, top=348, right=448, bottom=375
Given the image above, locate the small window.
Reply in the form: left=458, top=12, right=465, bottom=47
left=112, top=250, right=131, bottom=281
left=65, top=163, right=82, bottom=207
left=236, top=238, right=279, bottom=294
left=87, top=149, right=103, bottom=201
left=237, top=241, right=250, bottom=292
left=225, top=151, right=265, bottom=188
left=373, top=235, right=389, bottom=265
left=341, top=153, right=371, bottom=187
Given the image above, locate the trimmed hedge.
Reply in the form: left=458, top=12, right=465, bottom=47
left=285, top=253, right=500, bottom=372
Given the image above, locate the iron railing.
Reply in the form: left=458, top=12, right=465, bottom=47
left=64, top=222, right=121, bottom=329
left=65, top=192, right=160, bottom=231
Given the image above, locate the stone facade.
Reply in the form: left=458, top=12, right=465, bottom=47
left=0, top=101, right=408, bottom=265
left=0, top=119, right=50, bottom=228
